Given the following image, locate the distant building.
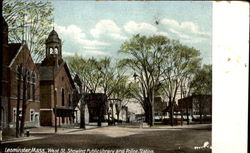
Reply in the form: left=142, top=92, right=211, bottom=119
left=154, top=97, right=167, bottom=120
left=178, top=94, right=212, bottom=122
left=73, top=74, right=89, bottom=125
left=1, top=17, right=40, bottom=128
left=84, top=93, right=108, bottom=123
left=38, top=29, right=76, bottom=126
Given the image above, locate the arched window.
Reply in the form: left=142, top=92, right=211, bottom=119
left=49, top=48, right=54, bottom=54
left=61, top=88, right=65, bottom=106
left=54, top=48, right=58, bottom=54
left=16, top=65, right=23, bottom=80
left=27, top=71, right=31, bottom=99
left=32, top=72, right=36, bottom=100
left=32, top=72, right=36, bottom=83
left=27, top=71, right=31, bottom=83
left=68, top=94, right=71, bottom=107
left=30, top=109, right=35, bottom=122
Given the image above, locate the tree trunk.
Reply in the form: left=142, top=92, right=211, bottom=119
left=169, top=100, right=174, bottom=126
left=97, top=100, right=102, bottom=127
left=151, top=90, right=155, bottom=127
left=97, top=107, right=102, bottom=127
left=20, top=73, right=27, bottom=137
left=117, top=111, right=120, bottom=124
left=144, top=108, right=149, bottom=123
left=148, top=105, right=153, bottom=126
left=80, top=98, right=86, bottom=129
left=15, top=68, right=21, bottom=138
left=111, top=104, right=114, bottom=125
left=199, top=100, right=202, bottom=124
left=186, top=102, right=189, bottom=125
left=181, top=110, right=183, bottom=126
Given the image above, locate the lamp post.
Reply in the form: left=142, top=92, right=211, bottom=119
left=183, top=89, right=189, bottom=125
left=53, top=58, right=57, bottom=133
left=180, top=84, right=183, bottom=126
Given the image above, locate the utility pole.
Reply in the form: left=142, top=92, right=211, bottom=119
left=53, top=55, right=57, bottom=133
left=180, top=82, right=183, bottom=126
left=0, top=0, right=4, bottom=141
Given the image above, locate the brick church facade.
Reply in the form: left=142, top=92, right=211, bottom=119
left=38, top=29, right=77, bottom=126
left=1, top=15, right=78, bottom=129
left=1, top=17, right=40, bottom=129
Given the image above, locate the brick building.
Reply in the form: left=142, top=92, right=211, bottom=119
left=154, top=97, right=167, bottom=120
left=1, top=17, right=40, bottom=128
left=178, top=94, right=212, bottom=123
left=38, top=29, right=76, bottom=126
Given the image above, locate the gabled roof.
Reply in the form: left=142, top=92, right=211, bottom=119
left=37, top=61, right=75, bottom=89
left=8, top=43, right=22, bottom=66
left=45, top=29, right=61, bottom=44
left=74, top=74, right=82, bottom=87
left=8, top=43, right=37, bottom=69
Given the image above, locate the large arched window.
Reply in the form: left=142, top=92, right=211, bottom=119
left=27, top=71, right=31, bottom=99
left=32, top=72, right=36, bottom=100
left=61, top=88, right=65, bottom=106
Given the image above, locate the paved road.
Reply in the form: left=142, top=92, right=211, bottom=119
left=0, top=124, right=211, bottom=153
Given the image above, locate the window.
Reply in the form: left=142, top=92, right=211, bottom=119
left=61, top=88, right=65, bottom=106
left=16, top=65, right=22, bottom=80
left=27, top=71, right=30, bottom=82
left=54, top=48, right=58, bottom=54
left=13, top=108, right=22, bottom=122
left=49, top=48, right=53, bottom=54
left=35, top=113, right=39, bottom=122
left=27, top=83, right=31, bottom=99
left=32, top=72, right=36, bottom=100
left=68, top=94, right=71, bottom=107
left=13, top=109, right=16, bottom=122
left=30, top=109, right=35, bottom=122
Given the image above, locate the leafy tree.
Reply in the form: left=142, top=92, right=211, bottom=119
left=3, top=0, right=54, bottom=62
left=110, top=74, right=131, bottom=123
left=119, top=34, right=168, bottom=126
left=191, top=64, right=212, bottom=95
left=66, top=55, right=103, bottom=128
left=190, top=64, right=212, bottom=123
left=119, top=34, right=201, bottom=126
left=66, top=55, right=131, bottom=126
left=159, top=40, right=201, bottom=126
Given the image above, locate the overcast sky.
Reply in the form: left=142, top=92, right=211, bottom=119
left=52, top=1, right=212, bottom=64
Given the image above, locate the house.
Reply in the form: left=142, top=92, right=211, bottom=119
left=72, top=74, right=89, bottom=125
left=84, top=93, right=108, bottom=124
left=1, top=17, right=40, bottom=129
left=38, top=29, right=76, bottom=126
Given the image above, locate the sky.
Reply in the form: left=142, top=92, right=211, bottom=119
left=52, top=1, right=212, bottom=64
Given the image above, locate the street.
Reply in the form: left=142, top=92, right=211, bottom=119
left=0, top=124, right=211, bottom=153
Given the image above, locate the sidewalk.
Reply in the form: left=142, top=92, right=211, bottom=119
left=118, top=122, right=212, bottom=130
left=29, top=125, right=102, bottom=134
left=0, top=124, right=107, bottom=144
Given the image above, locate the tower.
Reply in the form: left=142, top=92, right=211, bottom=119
left=41, top=29, right=63, bottom=66
left=45, top=29, right=62, bottom=58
